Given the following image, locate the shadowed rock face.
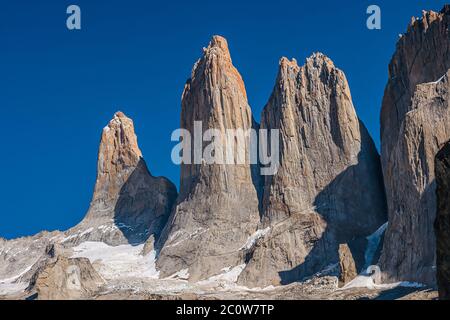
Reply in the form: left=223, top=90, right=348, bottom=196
left=156, top=36, right=261, bottom=281
left=379, top=6, right=450, bottom=285
left=435, top=141, right=450, bottom=300
left=238, top=54, right=387, bottom=287
left=66, top=112, right=177, bottom=247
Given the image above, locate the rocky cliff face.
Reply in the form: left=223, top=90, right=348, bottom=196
left=66, top=112, right=177, bottom=246
left=238, top=54, right=387, bottom=287
left=156, top=36, right=261, bottom=281
left=379, top=6, right=450, bottom=285
left=435, top=140, right=450, bottom=300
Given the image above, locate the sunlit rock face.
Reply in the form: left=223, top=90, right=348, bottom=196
left=379, top=6, right=450, bottom=285
left=66, top=111, right=177, bottom=247
left=156, top=36, right=261, bottom=282
left=238, top=54, right=387, bottom=287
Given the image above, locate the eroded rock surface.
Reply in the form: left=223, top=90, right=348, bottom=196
left=156, top=36, right=261, bottom=281
left=31, top=256, right=105, bottom=300
left=379, top=6, right=450, bottom=285
left=66, top=111, right=177, bottom=247
left=239, top=54, right=387, bottom=287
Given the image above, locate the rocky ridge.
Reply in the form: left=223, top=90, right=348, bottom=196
left=1, top=5, right=449, bottom=299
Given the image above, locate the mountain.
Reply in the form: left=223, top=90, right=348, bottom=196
left=435, top=139, right=450, bottom=300
left=65, top=111, right=177, bottom=247
left=155, top=36, right=262, bottom=282
left=238, top=54, right=387, bottom=287
left=0, top=112, right=177, bottom=295
left=2, top=4, right=449, bottom=298
left=379, top=6, right=450, bottom=285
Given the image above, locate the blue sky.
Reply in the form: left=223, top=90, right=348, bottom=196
left=0, top=0, right=447, bottom=239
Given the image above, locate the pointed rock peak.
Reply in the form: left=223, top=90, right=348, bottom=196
left=114, top=111, right=126, bottom=118
left=209, top=35, right=229, bottom=52
left=201, top=35, right=232, bottom=63
left=189, top=35, right=247, bottom=100
left=104, top=111, right=133, bottom=130
left=304, top=52, right=339, bottom=75
left=101, top=111, right=142, bottom=160
left=276, top=57, right=300, bottom=86
left=70, top=110, right=177, bottom=246
left=279, top=56, right=300, bottom=72
left=94, top=111, right=144, bottom=201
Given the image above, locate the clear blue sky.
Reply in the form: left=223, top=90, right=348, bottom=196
left=0, top=0, right=447, bottom=239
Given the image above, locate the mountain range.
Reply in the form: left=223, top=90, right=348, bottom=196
left=0, top=5, right=449, bottom=300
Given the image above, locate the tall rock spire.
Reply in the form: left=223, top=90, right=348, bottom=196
left=66, top=111, right=177, bottom=246
left=379, top=6, right=450, bottom=285
left=156, top=36, right=261, bottom=281
left=238, top=54, right=387, bottom=287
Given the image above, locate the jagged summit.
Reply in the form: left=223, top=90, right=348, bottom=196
left=407, top=5, right=449, bottom=31
left=278, top=52, right=337, bottom=71
left=64, top=111, right=177, bottom=246
left=93, top=111, right=143, bottom=208
left=239, top=49, right=387, bottom=287
left=306, top=52, right=335, bottom=66
left=189, top=35, right=247, bottom=101
left=207, top=35, right=230, bottom=53
left=156, top=36, right=260, bottom=282
left=279, top=56, right=298, bottom=67
left=278, top=53, right=346, bottom=83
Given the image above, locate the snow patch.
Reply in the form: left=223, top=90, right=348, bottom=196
left=240, top=228, right=270, bottom=250
left=165, top=269, right=190, bottom=280
left=71, top=241, right=159, bottom=280
left=0, top=264, right=34, bottom=284
left=0, top=282, right=28, bottom=296
left=342, top=273, right=425, bottom=291
left=342, top=264, right=425, bottom=291
left=426, top=74, right=447, bottom=85
left=0, top=264, right=34, bottom=296
left=199, top=264, right=246, bottom=285
left=165, top=228, right=208, bottom=249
